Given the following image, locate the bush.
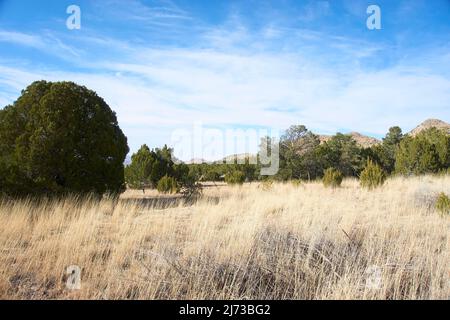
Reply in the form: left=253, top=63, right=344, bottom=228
left=203, top=170, right=220, bottom=182
left=360, top=159, right=386, bottom=190
left=178, top=172, right=203, bottom=199
left=323, top=168, right=343, bottom=188
left=395, top=128, right=449, bottom=175
left=0, top=81, right=129, bottom=196
left=436, top=193, right=450, bottom=216
left=157, top=175, right=179, bottom=194
left=225, top=171, right=245, bottom=185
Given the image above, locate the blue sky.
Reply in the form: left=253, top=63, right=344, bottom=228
left=0, top=0, right=449, bottom=159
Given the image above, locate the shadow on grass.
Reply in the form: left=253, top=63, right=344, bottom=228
left=118, top=195, right=221, bottom=209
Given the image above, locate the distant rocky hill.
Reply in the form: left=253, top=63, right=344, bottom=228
left=186, top=158, right=211, bottom=164
left=222, top=153, right=257, bottom=163
left=409, top=119, right=450, bottom=136
left=319, top=132, right=381, bottom=148
left=185, top=154, right=256, bottom=164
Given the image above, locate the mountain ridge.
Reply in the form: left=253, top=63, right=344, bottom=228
left=319, top=132, right=381, bottom=148
left=409, top=118, right=450, bottom=136
left=216, top=118, right=450, bottom=163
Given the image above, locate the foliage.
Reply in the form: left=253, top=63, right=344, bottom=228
left=124, top=145, right=154, bottom=189
left=179, top=175, right=203, bottom=199
left=156, top=175, right=179, bottom=194
left=125, top=144, right=176, bottom=189
left=317, top=134, right=362, bottom=177
left=0, top=81, right=129, bottom=197
left=395, top=128, right=449, bottom=175
left=187, top=159, right=258, bottom=183
left=374, top=126, right=404, bottom=174
left=202, top=169, right=221, bottom=181
left=278, top=125, right=321, bottom=180
left=322, top=168, right=343, bottom=188
left=360, top=159, right=386, bottom=190
left=173, top=163, right=190, bottom=183
left=435, top=193, right=450, bottom=216
left=225, top=171, right=246, bottom=185
left=384, top=126, right=404, bottom=146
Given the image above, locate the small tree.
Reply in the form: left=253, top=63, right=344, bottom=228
left=323, top=168, right=343, bottom=188
left=125, top=145, right=154, bottom=189
left=126, top=144, right=179, bottom=190
left=395, top=128, right=449, bottom=175
left=360, top=159, right=386, bottom=190
left=157, top=175, right=179, bottom=194
left=179, top=173, right=203, bottom=200
left=278, top=125, right=321, bottom=180
left=367, top=126, right=404, bottom=174
left=317, top=134, right=362, bottom=177
left=225, top=171, right=245, bottom=185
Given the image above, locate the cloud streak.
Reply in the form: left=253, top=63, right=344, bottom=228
left=0, top=0, right=449, bottom=158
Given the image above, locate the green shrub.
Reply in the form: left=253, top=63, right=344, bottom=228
left=203, top=170, right=220, bottom=181
left=178, top=172, right=203, bottom=199
left=436, top=193, right=450, bottom=216
left=225, top=171, right=245, bottom=185
left=360, top=159, right=386, bottom=190
left=323, top=168, right=343, bottom=188
left=157, top=175, right=179, bottom=194
left=395, top=128, right=449, bottom=175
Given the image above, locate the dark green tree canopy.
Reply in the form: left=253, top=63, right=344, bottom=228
left=395, top=128, right=449, bottom=175
left=124, top=144, right=155, bottom=189
left=317, top=133, right=362, bottom=177
left=125, top=144, right=176, bottom=188
left=383, top=126, right=403, bottom=146
left=278, top=125, right=321, bottom=180
left=0, top=80, right=129, bottom=196
left=367, top=126, right=404, bottom=174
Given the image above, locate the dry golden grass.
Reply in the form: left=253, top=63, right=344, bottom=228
left=0, top=176, right=449, bottom=299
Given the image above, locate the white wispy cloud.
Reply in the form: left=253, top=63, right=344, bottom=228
left=0, top=30, right=44, bottom=48
left=91, top=0, right=192, bottom=28
left=0, top=29, right=82, bottom=59
left=2, top=41, right=448, bottom=144
left=0, top=1, right=449, bottom=157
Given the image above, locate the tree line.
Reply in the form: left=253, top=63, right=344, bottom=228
left=0, top=81, right=449, bottom=198
left=126, top=124, right=449, bottom=192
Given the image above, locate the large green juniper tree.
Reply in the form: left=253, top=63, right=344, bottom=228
left=0, top=81, right=129, bottom=196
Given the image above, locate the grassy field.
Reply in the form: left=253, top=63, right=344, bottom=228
left=0, top=176, right=448, bottom=299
